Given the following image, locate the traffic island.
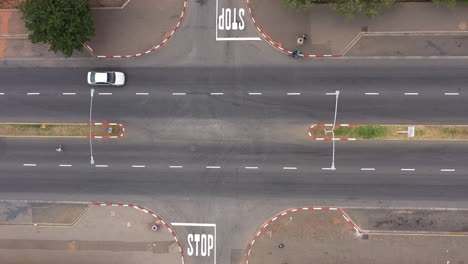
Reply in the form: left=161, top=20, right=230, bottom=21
left=308, top=124, right=468, bottom=140
left=0, top=122, right=125, bottom=138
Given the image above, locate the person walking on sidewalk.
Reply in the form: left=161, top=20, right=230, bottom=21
left=301, top=33, right=308, bottom=40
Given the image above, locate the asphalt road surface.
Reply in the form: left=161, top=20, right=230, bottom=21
left=0, top=65, right=468, bottom=202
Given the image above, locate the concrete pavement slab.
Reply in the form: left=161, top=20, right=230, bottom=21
left=0, top=201, right=184, bottom=264
left=247, top=1, right=468, bottom=57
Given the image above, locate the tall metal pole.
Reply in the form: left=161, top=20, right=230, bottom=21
left=89, top=89, right=95, bottom=165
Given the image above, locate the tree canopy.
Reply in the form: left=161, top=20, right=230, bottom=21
left=18, top=0, right=95, bottom=57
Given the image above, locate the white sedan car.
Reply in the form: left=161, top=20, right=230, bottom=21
left=87, top=71, right=125, bottom=86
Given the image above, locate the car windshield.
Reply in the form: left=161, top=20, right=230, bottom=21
left=107, top=73, right=115, bottom=84
left=90, top=73, right=96, bottom=83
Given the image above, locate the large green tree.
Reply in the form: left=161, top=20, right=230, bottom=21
left=329, top=0, right=397, bottom=19
left=432, top=0, right=457, bottom=8
left=18, top=0, right=95, bottom=57
left=283, top=0, right=315, bottom=10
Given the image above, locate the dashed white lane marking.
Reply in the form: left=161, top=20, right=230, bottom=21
left=172, top=93, right=187, bottom=95
left=136, top=93, right=149, bottom=95
left=282, top=167, right=297, bottom=170
left=245, top=166, right=259, bottom=169
left=23, top=164, right=37, bottom=167
left=287, top=92, right=301, bottom=95
left=59, top=164, right=72, bottom=167
left=365, top=93, right=380, bottom=95
left=0, top=93, right=4, bottom=95
left=361, top=168, right=375, bottom=171
left=62, top=93, right=76, bottom=96
left=248, top=92, right=262, bottom=95
left=441, top=169, right=456, bottom=172
left=98, top=93, right=112, bottom=96
left=404, top=92, right=419, bottom=95
left=169, top=165, right=183, bottom=168
left=27, top=93, right=40, bottom=95
left=131, top=165, right=146, bottom=168
left=401, top=168, right=415, bottom=171
left=210, top=92, right=224, bottom=95
left=95, top=164, right=109, bottom=168
left=325, top=92, right=337, bottom=95
left=444, top=92, right=459, bottom=96
left=206, top=166, right=221, bottom=169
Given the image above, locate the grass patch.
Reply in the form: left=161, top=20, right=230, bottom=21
left=0, top=123, right=123, bottom=137
left=355, top=126, right=388, bottom=139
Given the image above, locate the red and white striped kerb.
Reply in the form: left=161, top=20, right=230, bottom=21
left=308, top=124, right=358, bottom=141
left=244, top=207, right=362, bottom=264
left=87, top=123, right=125, bottom=138
left=84, top=0, right=188, bottom=58
left=94, top=203, right=185, bottom=264
left=245, top=0, right=341, bottom=58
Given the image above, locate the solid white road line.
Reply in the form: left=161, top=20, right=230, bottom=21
left=441, top=169, right=455, bottom=172
left=131, top=165, right=146, bottom=168
left=361, top=168, right=375, bottom=171
left=365, top=93, right=379, bottom=95
left=287, top=92, right=301, bottom=95
left=444, top=93, right=459, bottom=96
left=62, top=93, right=76, bottom=95
left=27, top=93, right=40, bottom=95
left=326, top=92, right=338, bottom=95
left=172, top=93, right=187, bottom=95
left=23, top=163, right=37, bottom=167
left=404, top=92, right=419, bottom=95
left=210, top=92, right=224, bottom=95
left=248, top=92, right=262, bottom=95
left=0, top=93, right=5, bottom=95
left=206, top=166, right=221, bottom=169
left=95, top=164, right=109, bottom=168
left=169, top=165, right=183, bottom=168
left=401, top=168, right=415, bottom=171
left=59, top=164, right=72, bottom=167
left=98, top=93, right=112, bottom=95
left=283, top=167, right=297, bottom=170
left=245, top=166, right=259, bottom=169
left=136, top=93, right=149, bottom=95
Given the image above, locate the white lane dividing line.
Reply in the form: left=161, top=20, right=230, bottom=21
left=62, top=93, right=76, bottom=96
left=136, top=93, right=149, bottom=96
left=444, top=93, right=459, bottom=96
left=283, top=167, right=297, bottom=170
left=0, top=93, right=5, bottom=95
left=401, top=168, right=415, bottom=171
left=98, top=93, right=112, bottom=96
left=27, top=93, right=40, bottom=95
left=169, top=165, right=183, bottom=168
left=172, top=93, right=187, bottom=95
left=248, top=92, right=262, bottom=95
left=206, top=166, right=221, bottom=169
left=131, top=165, right=146, bottom=168
left=210, top=92, right=224, bottom=95
left=59, top=164, right=72, bottom=167
left=95, top=164, right=109, bottom=168
left=365, top=93, right=380, bottom=95
left=287, top=92, right=301, bottom=95
left=441, top=169, right=456, bottom=172
left=326, top=92, right=338, bottom=95
left=23, top=163, right=37, bottom=167
left=404, top=92, right=419, bottom=96
left=245, top=166, right=259, bottom=169
left=361, top=168, right=375, bottom=171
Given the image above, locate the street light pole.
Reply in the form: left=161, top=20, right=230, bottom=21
left=89, top=88, right=95, bottom=165
left=323, top=90, right=339, bottom=171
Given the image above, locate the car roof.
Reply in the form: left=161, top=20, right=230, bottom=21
left=94, top=72, right=108, bottom=83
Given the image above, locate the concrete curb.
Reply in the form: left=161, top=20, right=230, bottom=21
left=308, top=124, right=358, bottom=141
left=94, top=203, right=185, bottom=264
left=244, top=207, right=362, bottom=264
left=244, top=0, right=341, bottom=58
left=0, top=0, right=132, bottom=11
left=84, top=0, right=188, bottom=58
left=87, top=122, right=125, bottom=138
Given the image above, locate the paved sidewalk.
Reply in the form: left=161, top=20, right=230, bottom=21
left=0, top=201, right=184, bottom=264
left=245, top=207, right=468, bottom=264
left=247, top=1, right=468, bottom=56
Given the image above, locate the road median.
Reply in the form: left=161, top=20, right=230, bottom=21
left=0, top=122, right=125, bottom=138
left=309, top=124, right=468, bottom=140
